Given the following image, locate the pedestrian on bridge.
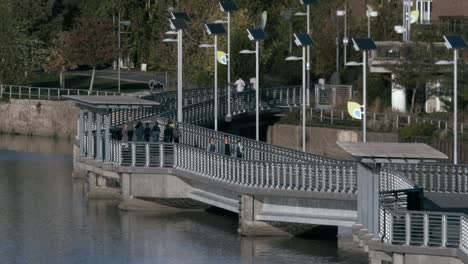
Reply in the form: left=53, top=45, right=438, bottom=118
left=207, top=138, right=217, bottom=153
left=220, top=136, right=232, bottom=156
left=151, top=122, right=161, bottom=142
left=135, top=121, right=144, bottom=141
left=163, top=120, right=175, bottom=142
left=235, top=140, right=243, bottom=159
left=124, top=115, right=135, bottom=142
left=234, top=77, right=245, bottom=93
left=144, top=123, right=151, bottom=142
left=174, top=125, right=180, bottom=144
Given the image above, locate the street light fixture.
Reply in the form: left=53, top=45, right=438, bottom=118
left=288, top=33, right=315, bottom=152
left=167, top=14, right=189, bottom=123
left=201, top=23, right=227, bottom=131
left=352, top=38, right=377, bottom=143
left=366, top=6, right=379, bottom=38
left=219, top=1, right=239, bottom=122
left=241, top=28, right=268, bottom=141
left=442, top=35, right=468, bottom=164
left=336, top=7, right=348, bottom=66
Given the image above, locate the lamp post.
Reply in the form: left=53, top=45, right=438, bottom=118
left=442, top=35, right=468, bottom=164
left=352, top=38, right=377, bottom=143
left=165, top=16, right=189, bottom=123
left=201, top=23, right=227, bottom=131
left=286, top=33, right=315, bottom=152
left=219, top=1, right=239, bottom=122
left=241, top=29, right=268, bottom=141
left=296, top=0, right=317, bottom=106
left=336, top=8, right=348, bottom=66
left=118, top=13, right=131, bottom=93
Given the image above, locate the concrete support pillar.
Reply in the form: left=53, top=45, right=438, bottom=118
left=238, top=195, right=289, bottom=236
left=88, top=172, right=97, bottom=189
left=121, top=173, right=131, bottom=200
left=96, top=112, right=102, bottom=160
left=393, top=253, right=404, bottom=264
left=392, top=74, right=407, bottom=112
left=104, top=113, right=111, bottom=162
left=87, top=111, right=94, bottom=158
left=79, top=110, right=85, bottom=156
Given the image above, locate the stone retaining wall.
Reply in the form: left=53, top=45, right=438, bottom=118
left=0, top=99, right=78, bottom=138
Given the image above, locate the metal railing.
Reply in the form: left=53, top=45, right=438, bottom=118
left=385, top=163, right=468, bottom=194
left=306, top=108, right=467, bottom=135
left=381, top=210, right=467, bottom=252
left=380, top=168, right=417, bottom=192
left=0, top=85, right=120, bottom=100
left=109, top=141, right=357, bottom=193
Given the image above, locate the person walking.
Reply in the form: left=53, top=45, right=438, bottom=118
left=219, top=136, right=232, bottom=156
left=151, top=122, right=161, bottom=142
left=124, top=115, right=135, bottom=141
left=234, top=77, right=246, bottom=92
left=173, top=125, right=180, bottom=143
left=207, top=138, right=217, bottom=152
left=235, top=140, right=243, bottom=159
left=144, top=123, right=151, bottom=142
left=164, top=120, right=174, bottom=142
left=135, top=121, right=144, bottom=141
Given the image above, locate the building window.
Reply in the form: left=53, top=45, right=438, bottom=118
left=416, top=0, right=432, bottom=24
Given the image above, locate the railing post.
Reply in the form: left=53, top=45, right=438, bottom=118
left=28, top=87, right=31, bottom=99
left=118, top=143, right=122, bottom=165
left=131, top=143, right=136, bottom=167
left=405, top=213, right=411, bottom=245
left=423, top=213, right=429, bottom=246
left=160, top=144, right=164, bottom=167
left=145, top=143, right=150, bottom=167
left=442, top=215, right=447, bottom=247
left=388, top=212, right=393, bottom=243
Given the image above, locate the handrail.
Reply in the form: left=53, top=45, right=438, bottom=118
left=0, top=84, right=121, bottom=100
left=384, top=163, right=468, bottom=194
left=110, top=140, right=358, bottom=193
left=380, top=209, right=468, bottom=254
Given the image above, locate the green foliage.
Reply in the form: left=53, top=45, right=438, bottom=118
left=399, top=123, right=438, bottom=142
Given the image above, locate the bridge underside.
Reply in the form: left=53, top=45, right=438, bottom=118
left=75, top=153, right=357, bottom=236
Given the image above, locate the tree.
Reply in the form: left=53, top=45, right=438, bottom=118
left=64, top=17, right=115, bottom=91
left=388, top=42, right=440, bottom=113
left=45, top=33, right=75, bottom=88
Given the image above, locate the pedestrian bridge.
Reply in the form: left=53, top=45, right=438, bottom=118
left=68, top=85, right=468, bottom=263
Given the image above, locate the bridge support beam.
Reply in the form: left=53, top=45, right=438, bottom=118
left=357, top=163, right=380, bottom=239
left=238, top=195, right=289, bottom=236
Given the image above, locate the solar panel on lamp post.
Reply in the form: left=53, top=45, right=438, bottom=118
left=219, top=1, right=239, bottom=122
left=297, top=0, right=318, bottom=107
left=352, top=38, right=377, bottom=143
left=243, top=28, right=268, bottom=141
left=202, top=23, right=227, bottom=131
left=443, top=35, right=468, bottom=164
left=168, top=16, right=188, bottom=123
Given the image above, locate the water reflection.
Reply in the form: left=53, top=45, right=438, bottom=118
left=0, top=134, right=367, bottom=264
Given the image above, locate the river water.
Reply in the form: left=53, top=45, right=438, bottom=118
left=0, top=135, right=367, bottom=264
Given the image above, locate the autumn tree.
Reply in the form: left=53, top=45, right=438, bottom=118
left=64, top=17, right=115, bottom=91
left=45, top=33, right=75, bottom=88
